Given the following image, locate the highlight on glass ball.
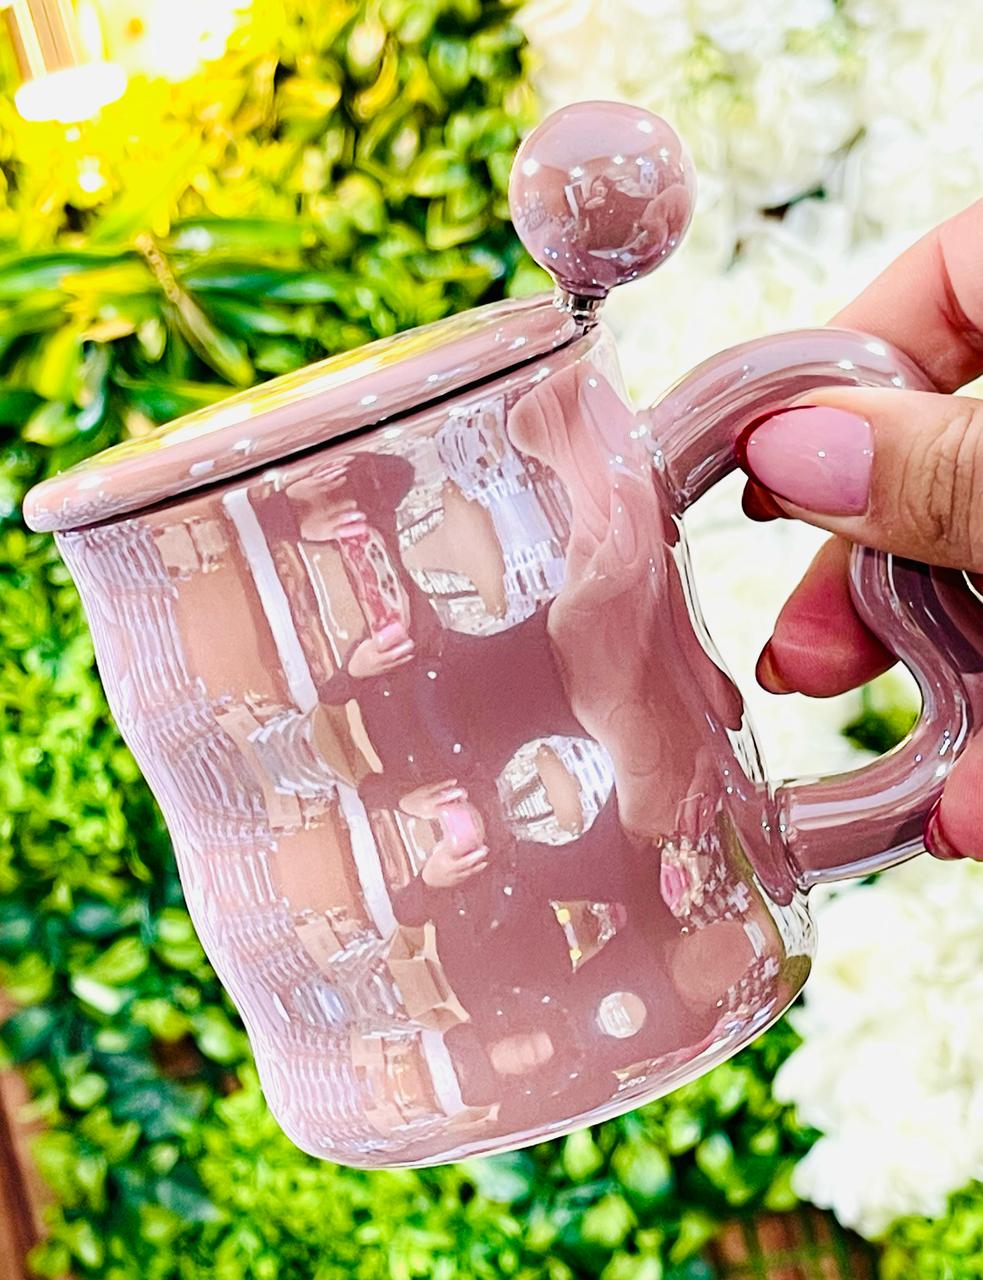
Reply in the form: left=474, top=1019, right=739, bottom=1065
left=509, top=100, right=695, bottom=299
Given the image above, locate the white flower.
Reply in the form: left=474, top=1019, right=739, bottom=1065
left=774, top=859, right=983, bottom=1237
left=844, top=114, right=983, bottom=235
left=519, top=0, right=983, bottom=259
left=691, top=0, right=836, bottom=55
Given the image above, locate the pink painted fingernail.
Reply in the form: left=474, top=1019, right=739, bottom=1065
left=737, top=406, right=874, bottom=516
left=376, top=619, right=407, bottom=640
left=756, top=641, right=793, bottom=695
left=924, top=799, right=965, bottom=860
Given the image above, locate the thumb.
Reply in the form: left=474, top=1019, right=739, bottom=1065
left=738, top=387, right=983, bottom=572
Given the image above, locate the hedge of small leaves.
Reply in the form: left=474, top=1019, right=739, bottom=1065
left=881, top=1185, right=983, bottom=1280
left=0, top=2, right=931, bottom=1276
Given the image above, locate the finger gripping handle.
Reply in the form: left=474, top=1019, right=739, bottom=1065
left=651, top=327, right=983, bottom=887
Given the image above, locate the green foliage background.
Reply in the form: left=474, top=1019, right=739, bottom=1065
left=0, top=1, right=949, bottom=1276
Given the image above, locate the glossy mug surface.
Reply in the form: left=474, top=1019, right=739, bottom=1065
left=26, top=103, right=983, bottom=1167
left=55, top=330, right=811, bottom=1165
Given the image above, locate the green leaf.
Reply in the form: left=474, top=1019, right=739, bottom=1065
left=89, top=138, right=201, bottom=244
left=262, top=272, right=350, bottom=304
left=0, top=902, right=36, bottom=954
left=69, top=898, right=136, bottom=938
left=168, top=218, right=312, bottom=255
left=1, top=1006, right=57, bottom=1060
left=29, top=323, right=85, bottom=401
left=111, top=1077, right=207, bottom=1141
left=409, top=149, right=471, bottom=197
left=190, top=1007, right=244, bottom=1063
left=77, top=936, right=149, bottom=986
left=199, top=296, right=302, bottom=337
left=612, top=1143, right=673, bottom=1204
left=66, top=1072, right=109, bottom=1110
left=0, top=386, right=42, bottom=425
left=564, top=1129, right=606, bottom=1181
left=22, top=400, right=79, bottom=447
left=166, top=297, right=254, bottom=387
left=464, top=1152, right=536, bottom=1204
left=581, top=1194, right=635, bottom=1249
left=843, top=673, right=919, bottom=754
left=0, top=252, right=128, bottom=301
left=111, top=371, right=231, bottom=420
left=153, top=1164, right=222, bottom=1223
left=65, top=1218, right=104, bottom=1269
left=69, top=976, right=129, bottom=1016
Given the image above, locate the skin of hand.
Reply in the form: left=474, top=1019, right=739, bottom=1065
left=737, top=198, right=983, bottom=860
left=286, top=463, right=348, bottom=502
left=398, top=780, right=467, bottom=821
left=346, top=622, right=415, bottom=679
left=299, top=496, right=369, bottom=542
left=420, top=838, right=489, bottom=889
left=488, top=1031, right=555, bottom=1076
left=286, top=463, right=369, bottom=541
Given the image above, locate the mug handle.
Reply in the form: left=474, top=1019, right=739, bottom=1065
left=650, top=326, right=983, bottom=889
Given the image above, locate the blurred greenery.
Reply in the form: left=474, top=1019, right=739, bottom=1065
left=0, top=0, right=905, bottom=1276
left=842, top=673, right=919, bottom=757
left=881, top=1185, right=983, bottom=1280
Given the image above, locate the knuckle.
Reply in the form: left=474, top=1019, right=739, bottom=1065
left=901, top=402, right=983, bottom=567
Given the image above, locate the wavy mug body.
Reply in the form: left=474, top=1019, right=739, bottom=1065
left=56, top=325, right=810, bottom=1166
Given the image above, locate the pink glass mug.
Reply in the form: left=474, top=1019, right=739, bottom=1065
left=23, top=101, right=983, bottom=1167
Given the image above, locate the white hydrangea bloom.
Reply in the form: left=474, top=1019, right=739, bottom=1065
left=774, top=860, right=983, bottom=1236
left=520, top=0, right=983, bottom=252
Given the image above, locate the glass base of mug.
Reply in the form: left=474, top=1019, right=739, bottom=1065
left=335, top=980, right=800, bottom=1170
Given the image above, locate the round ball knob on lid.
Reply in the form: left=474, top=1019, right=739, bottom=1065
left=509, top=100, right=695, bottom=301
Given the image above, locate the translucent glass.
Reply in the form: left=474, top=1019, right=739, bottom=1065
left=47, top=319, right=983, bottom=1167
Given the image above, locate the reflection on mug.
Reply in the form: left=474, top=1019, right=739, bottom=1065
left=57, top=340, right=804, bottom=1164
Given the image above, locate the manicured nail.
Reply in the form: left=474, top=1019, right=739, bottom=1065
left=756, top=641, right=793, bottom=695
left=737, top=406, right=873, bottom=516
left=742, top=481, right=784, bottom=523
left=376, top=621, right=409, bottom=646
left=924, top=799, right=965, bottom=861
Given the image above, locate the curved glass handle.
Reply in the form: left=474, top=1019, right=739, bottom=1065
left=651, top=327, right=983, bottom=888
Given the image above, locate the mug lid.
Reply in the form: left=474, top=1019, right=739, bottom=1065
left=23, top=294, right=575, bottom=533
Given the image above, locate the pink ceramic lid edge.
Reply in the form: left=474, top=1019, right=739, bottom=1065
left=24, top=295, right=574, bottom=533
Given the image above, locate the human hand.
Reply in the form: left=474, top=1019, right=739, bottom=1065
left=299, top=496, right=368, bottom=542
left=736, top=199, right=983, bottom=860
left=346, top=623, right=414, bottom=679
left=488, top=1031, right=554, bottom=1076
left=398, top=780, right=467, bottom=822
left=420, top=838, right=489, bottom=889
left=287, top=464, right=368, bottom=540
left=287, top=464, right=349, bottom=505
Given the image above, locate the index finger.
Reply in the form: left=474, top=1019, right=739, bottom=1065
left=833, top=198, right=983, bottom=392
left=453, top=846, right=489, bottom=866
